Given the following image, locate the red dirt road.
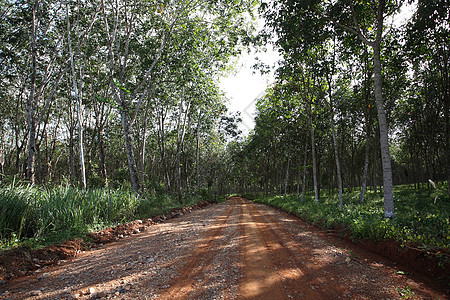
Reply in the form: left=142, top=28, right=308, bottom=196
left=0, top=198, right=447, bottom=299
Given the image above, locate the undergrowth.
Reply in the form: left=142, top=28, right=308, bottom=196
left=252, top=186, right=450, bottom=251
left=0, top=182, right=213, bottom=250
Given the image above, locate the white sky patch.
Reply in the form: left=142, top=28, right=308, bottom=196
left=220, top=44, right=280, bottom=135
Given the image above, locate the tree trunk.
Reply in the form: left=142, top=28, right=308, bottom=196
left=196, top=109, right=201, bottom=190
left=360, top=125, right=371, bottom=204
left=176, top=98, right=191, bottom=204
left=69, top=125, right=76, bottom=183
left=284, top=154, right=290, bottom=199
left=301, top=147, right=307, bottom=202
left=76, top=97, right=86, bottom=189
left=26, top=0, right=38, bottom=183
left=442, top=49, right=450, bottom=197
left=360, top=48, right=372, bottom=203
left=326, top=73, right=343, bottom=208
left=296, top=150, right=304, bottom=197
left=309, top=101, right=319, bottom=203
left=176, top=100, right=184, bottom=204
left=0, top=145, right=4, bottom=182
left=120, top=105, right=140, bottom=194
left=99, top=127, right=107, bottom=180
left=67, top=1, right=86, bottom=189
left=330, top=120, right=343, bottom=209
left=373, top=43, right=395, bottom=218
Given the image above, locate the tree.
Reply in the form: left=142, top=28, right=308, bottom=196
left=262, top=0, right=403, bottom=217
left=405, top=0, right=449, bottom=196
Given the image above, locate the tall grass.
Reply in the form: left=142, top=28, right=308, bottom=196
left=0, top=182, right=212, bottom=250
left=0, top=183, right=143, bottom=248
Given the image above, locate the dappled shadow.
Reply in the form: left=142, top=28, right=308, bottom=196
left=1, top=198, right=447, bottom=299
left=0, top=201, right=219, bottom=299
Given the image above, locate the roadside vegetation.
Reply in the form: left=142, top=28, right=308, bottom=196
left=0, top=181, right=217, bottom=251
left=249, top=184, right=449, bottom=253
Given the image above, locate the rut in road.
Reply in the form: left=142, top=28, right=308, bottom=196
left=1, top=198, right=446, bottom=299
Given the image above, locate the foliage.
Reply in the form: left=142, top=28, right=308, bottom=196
left=253, top=186, right=450, bottom=250
left=0, top=183, right=211, bottom=250
left=396, top=285, right=416, bottom=300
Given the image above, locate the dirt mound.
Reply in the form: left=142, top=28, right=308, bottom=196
left=0, top=200, right=211, bottom=281
left=356, top=238, right=449, bottom=280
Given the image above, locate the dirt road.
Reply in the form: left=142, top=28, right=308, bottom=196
left=0, top=198, right=447, bottom=299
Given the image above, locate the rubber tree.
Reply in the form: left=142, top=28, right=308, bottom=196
left=262, top=0, right=403, bottom=217
left=24, top=0, right=70, bottom=184
left=101, top=0, right=256, bottom=194
left=405, top=0, right=449, bottom=196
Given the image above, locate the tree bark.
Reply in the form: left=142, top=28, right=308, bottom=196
left=99, top=127, right=107, bottom=180
left=176, top=97, right=191, bottom=204
left=67, top=1, right=86, bottom=189
left=157, top=110, right=171, bottom=192
left=120, top=103, right=140, bottom=194
left=196, top=109, right=202, bottom=190
left=360, top=50, right=372, bottom=204
left=284, top=154, right=290, bottom=199
left=373, top=42, right=395, bottom=218
left=441, top=47, right=450, bottom=196
left=308, top=100, right=319, bottom=203
left=301, top=147, right=307, bottom=202
left=26, top=0, right=38, bottom=183
left=330, top=116, right=343, bottom=209
left=360, top=121, right=371, bottom=203
left=326, top=69, right=343, bottom=209
left=296, top=151, right=303, bottom=197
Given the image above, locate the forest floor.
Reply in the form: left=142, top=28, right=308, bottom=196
left=0, top=197, right=448, bottom=299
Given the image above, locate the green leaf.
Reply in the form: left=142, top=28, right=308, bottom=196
left=114, top=79, right=131, bottom=93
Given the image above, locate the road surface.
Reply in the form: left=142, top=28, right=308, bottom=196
left=0, top=197, right=446, bottom=299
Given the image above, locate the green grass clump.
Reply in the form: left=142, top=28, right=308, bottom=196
left=0, top=183, right=212, bottom=250
left=254, top=187, right=450, bottom=250
left=0, top=183, right=141, bottom=249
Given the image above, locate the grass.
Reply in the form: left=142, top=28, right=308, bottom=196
left=0, top=182, right=213, bottom=250
left=251, top=185, right=450, bottom=251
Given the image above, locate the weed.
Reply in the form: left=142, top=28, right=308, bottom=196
left=396, top=285, right=416, bottom=299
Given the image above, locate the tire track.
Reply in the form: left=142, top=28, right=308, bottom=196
left=237, top=199, right=286, bottom=300
left=2, top=198, right=446, bottom=299
left=246, top=200, right=338, bottom=299
left=158, top=198, right=238, bottom=299
left=247, top=201, right=426, bottom=299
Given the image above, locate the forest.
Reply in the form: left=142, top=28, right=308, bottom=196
left=0, top=0, right=449, bottom=254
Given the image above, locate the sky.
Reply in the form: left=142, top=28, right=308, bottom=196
left=219, top=45, right=280, bottom=135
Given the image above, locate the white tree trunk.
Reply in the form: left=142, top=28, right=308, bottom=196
left=330, top=120, right=343, bottom=209
left=120, top=103, right=140, bottom=194
left=309, top=101, right=319, bottom=203
left=196, top=109, right=202, bottom=190
left=373, top=43, right=395, bottom=218
left=26, top=0, right=38, bottom=184
left=67, top=1, right=86, bottom=189
left=326, top=85, right=343, bottom=209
